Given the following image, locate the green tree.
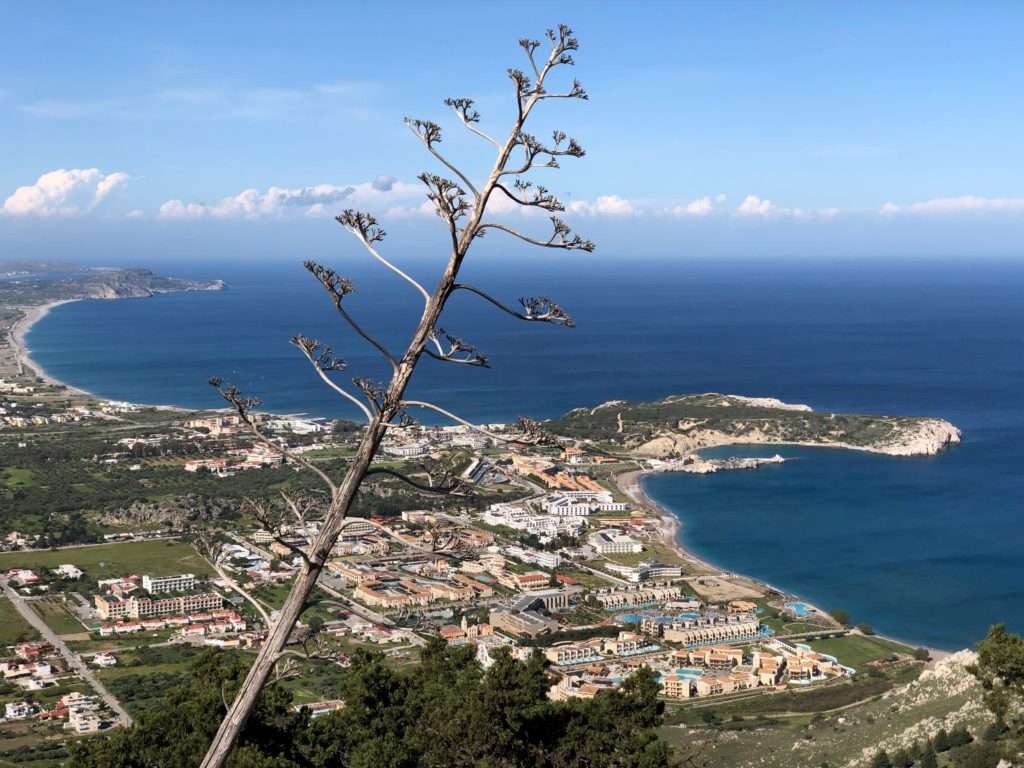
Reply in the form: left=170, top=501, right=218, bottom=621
left=830, top=608, right=852, bottom=626
left=934, top=728, right=951, bottom=752
left=69, top=651, right=306, bottom=768
left=950, top=723, right=973, bottom=747
left=889, top=747, right=910, bottom=767
left=870, top=748, right=892, bottom=768
left=972, top=624, right=1024, bottom=721
left=920, top=741, right=938, bottom=768
left=858, top=623, right=875, bottom=635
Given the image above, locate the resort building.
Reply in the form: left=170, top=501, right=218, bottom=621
left=327, top=561, right=379, bottom=585
left=644, top=611, right=762, bottom=646
left=604, top=560, right=683, bottom=582
left=601, top=631, right=651, bottom=656
left=141, top=573, right=196, bottom=593
left=659, top=673, right=694, bottom=698
left=353, top=579, right=433, bottom=608
left=94, top=592, right=223, bottom=620
left=682, top=646, right=745, bottom=669
left=694, top=672, right=759, bottom=697
left=450, top=573, right=494, bottom=597
left=504, top=546, right=562, bottom=569
left=591, top=583, right=683, bottom=608
left=489, top=607, right=559, bottom=638
left=383, top=443, right=430, bottom=457
left=588, top=530, right=644, bottom=554
left=751, top=652, right=786, bottom=685
left=544, top=640, right=605, bottom=665
left=499, top=571, right=553, bottom=592
left=541, top=493, right=629, bottom=516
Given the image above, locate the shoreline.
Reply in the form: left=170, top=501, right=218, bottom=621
left=2, top=296, right=963, bottom=660
left=9, top=299, right=93, bottom=396
left=614, top=463, right=954, bottom=661
left=7, top=298, right=191, bottom=412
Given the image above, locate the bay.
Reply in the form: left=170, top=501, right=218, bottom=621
left=26, top=255, right=1024, bottom=649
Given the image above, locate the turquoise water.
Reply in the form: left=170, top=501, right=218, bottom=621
left=785, top=602, right=813, bottom=617
left=24, top=257, right=1024, bottom=650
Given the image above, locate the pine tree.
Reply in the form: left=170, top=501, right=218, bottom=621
left=920, top=741, right=938, bottom=768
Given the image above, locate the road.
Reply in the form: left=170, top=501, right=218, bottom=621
left=2, top=577, right=132, bottom=727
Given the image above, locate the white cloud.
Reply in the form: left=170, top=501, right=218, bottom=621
left=386, top=200, right=439, bottom=219
left=567, top=194, right=635, bottom=216
left=666, top=196, right=715, bottom=217
left=158, top=200, right=207, bottom=219
left=881, top=196, right=1024, bottom=215
left=2, top=168, right=130, bottom=216
left=125, top=209, right=145, bottom=219
left=158, top=179, right=420, bottom=220
left=715, top=194, right=727, bottom=204
left=736, top=194, right=776, bottom=216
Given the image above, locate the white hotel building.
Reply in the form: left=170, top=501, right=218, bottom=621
left=141, top=573, right=196, bottom=593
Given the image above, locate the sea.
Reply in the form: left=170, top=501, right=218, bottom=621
left=24, top=255, right=1024, bottom=650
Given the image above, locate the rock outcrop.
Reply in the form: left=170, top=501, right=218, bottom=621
left=101, top=495, right=238, bottom=527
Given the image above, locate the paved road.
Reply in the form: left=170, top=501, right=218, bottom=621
left=2, top=577, right=132, bottom=727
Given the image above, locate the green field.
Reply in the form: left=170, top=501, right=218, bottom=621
left=0, top=539, right=215, bottom=581
left=808, top=633, right=915, bottom=669
left=602, top=539, right=688, bottom=568
left=0, top=597, right=40, bottom=645
left=29, top=597, right=85, bottom=635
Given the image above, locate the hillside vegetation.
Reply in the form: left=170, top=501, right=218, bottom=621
left=548, top=393, right=961, bottom=457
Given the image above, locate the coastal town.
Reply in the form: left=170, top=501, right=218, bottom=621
left=0, top=273, right=977, bottom=767
left=0, top=392, right=927, bottom=758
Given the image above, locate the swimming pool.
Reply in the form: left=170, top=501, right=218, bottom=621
left=784, top=602, right=813, bottom=617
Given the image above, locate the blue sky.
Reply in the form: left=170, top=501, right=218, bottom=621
left=1, top=1, right=1022, bottom=259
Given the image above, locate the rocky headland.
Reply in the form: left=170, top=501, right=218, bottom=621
left=550, top=393, right=961, bottom=458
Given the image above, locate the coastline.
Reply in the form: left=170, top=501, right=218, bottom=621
left=1, top=297, right=964, bottom=660
left=7, top=299, right=194, bottom=413
left=614, top=463, right=954, bottom=661
left=8, top=299, right=94, bottom=396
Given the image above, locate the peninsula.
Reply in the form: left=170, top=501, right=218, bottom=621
left=548, top=392, right=961, bottom=458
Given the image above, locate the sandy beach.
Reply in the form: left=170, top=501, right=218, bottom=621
left=5, top=299, right=192, bottom=413
left=6, top=299, right=93, bottom=396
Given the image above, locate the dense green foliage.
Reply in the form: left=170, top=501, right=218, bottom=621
left=70, top=641, right=680, bottom=767
left=0, top=434, right=522, bottom=541
left=971, top=624, right=1024, bottom=758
